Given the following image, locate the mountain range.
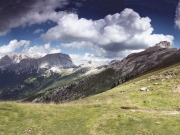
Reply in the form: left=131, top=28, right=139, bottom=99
left=0, top=53, right=76, bottom=73
left=0, top=41, right=180, bottom=102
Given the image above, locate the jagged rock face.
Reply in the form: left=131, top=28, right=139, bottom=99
left=0, top=55, right=13, bottom=68
left=109, top=41, right=179, bottom=78
left=155, top=41, right=170, bottom=48
left=1, top=53, right=76, bottom=74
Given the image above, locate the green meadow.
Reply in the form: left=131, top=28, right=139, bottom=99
left=1, top=64, right=180, bottom=135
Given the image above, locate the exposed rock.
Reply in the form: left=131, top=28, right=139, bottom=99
left=0, top=55, right=13, bottom=68
left=155, top=41, right=170, bottom=48
left=140, top=87, right=148, bottom=91
left=108, top=41, right=179, bottom=78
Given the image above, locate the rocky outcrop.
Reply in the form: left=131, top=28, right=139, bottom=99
left=154, top=41, right=170, bottom=48
left=0, top=55, right=13, bottom=68
left=109, top=41, right=179, bottom=77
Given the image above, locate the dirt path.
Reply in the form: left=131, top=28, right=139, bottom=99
left=120, top=106, right=180, bottom=115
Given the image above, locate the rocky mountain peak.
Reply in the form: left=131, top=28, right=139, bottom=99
left=154, top=41, right=170, bottom=48
left=2, top=53, right=76, bottom=74
left=125, top=41, right=172, bottom=60
left=0, top=55, right=13, bottom=68
left=1, top=55, right=11, bottom=60
left=143, top=41, right=172, bottom=53
left=39, top=53, right=76, bottom=69
left=109, top=41, right=179, bottom=73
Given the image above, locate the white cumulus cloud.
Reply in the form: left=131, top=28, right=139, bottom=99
left=42, top=8, right=174, bottom=58
left=0, top=39, right=30, bottom=56
left=23, top=42, right=61, bottom=57
left=41, top=13, right=99, bottom=42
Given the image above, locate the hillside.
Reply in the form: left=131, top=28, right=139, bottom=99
left=1, top=62, right=180, bottom=134
left=1, top=41, right=180, bottom=104
left=31, top=41, right=180, bottom=103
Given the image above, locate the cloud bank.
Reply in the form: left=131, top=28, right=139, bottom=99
left=23, top=42, right=61, bottom=57
left=0, top=0, right=68, bottom=36
left=42, top=8, right=174, bottom=58
left=0, top=40, right=61, bottom=58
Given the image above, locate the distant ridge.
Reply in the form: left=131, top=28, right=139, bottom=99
left=0, top=53, right=76, bottom=74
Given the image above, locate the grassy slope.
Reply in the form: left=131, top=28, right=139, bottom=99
left=1, top=63, right=180, bottom=134
left=70, top=63, right=180, bottom=110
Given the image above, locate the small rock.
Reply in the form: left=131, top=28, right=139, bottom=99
left=140, top=87, right=147, bottom=91
left=154, top=83, right=158, bottom=85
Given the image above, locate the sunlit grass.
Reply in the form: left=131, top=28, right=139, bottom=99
left=1, top=102, right=180, bottom=135
left=1, top=64, right=180, bottom=134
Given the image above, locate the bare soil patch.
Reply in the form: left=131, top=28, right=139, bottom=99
left=120, top=106, right=180, bottom=115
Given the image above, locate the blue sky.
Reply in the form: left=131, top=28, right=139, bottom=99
left=0, top=0, right=179, bottom=65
